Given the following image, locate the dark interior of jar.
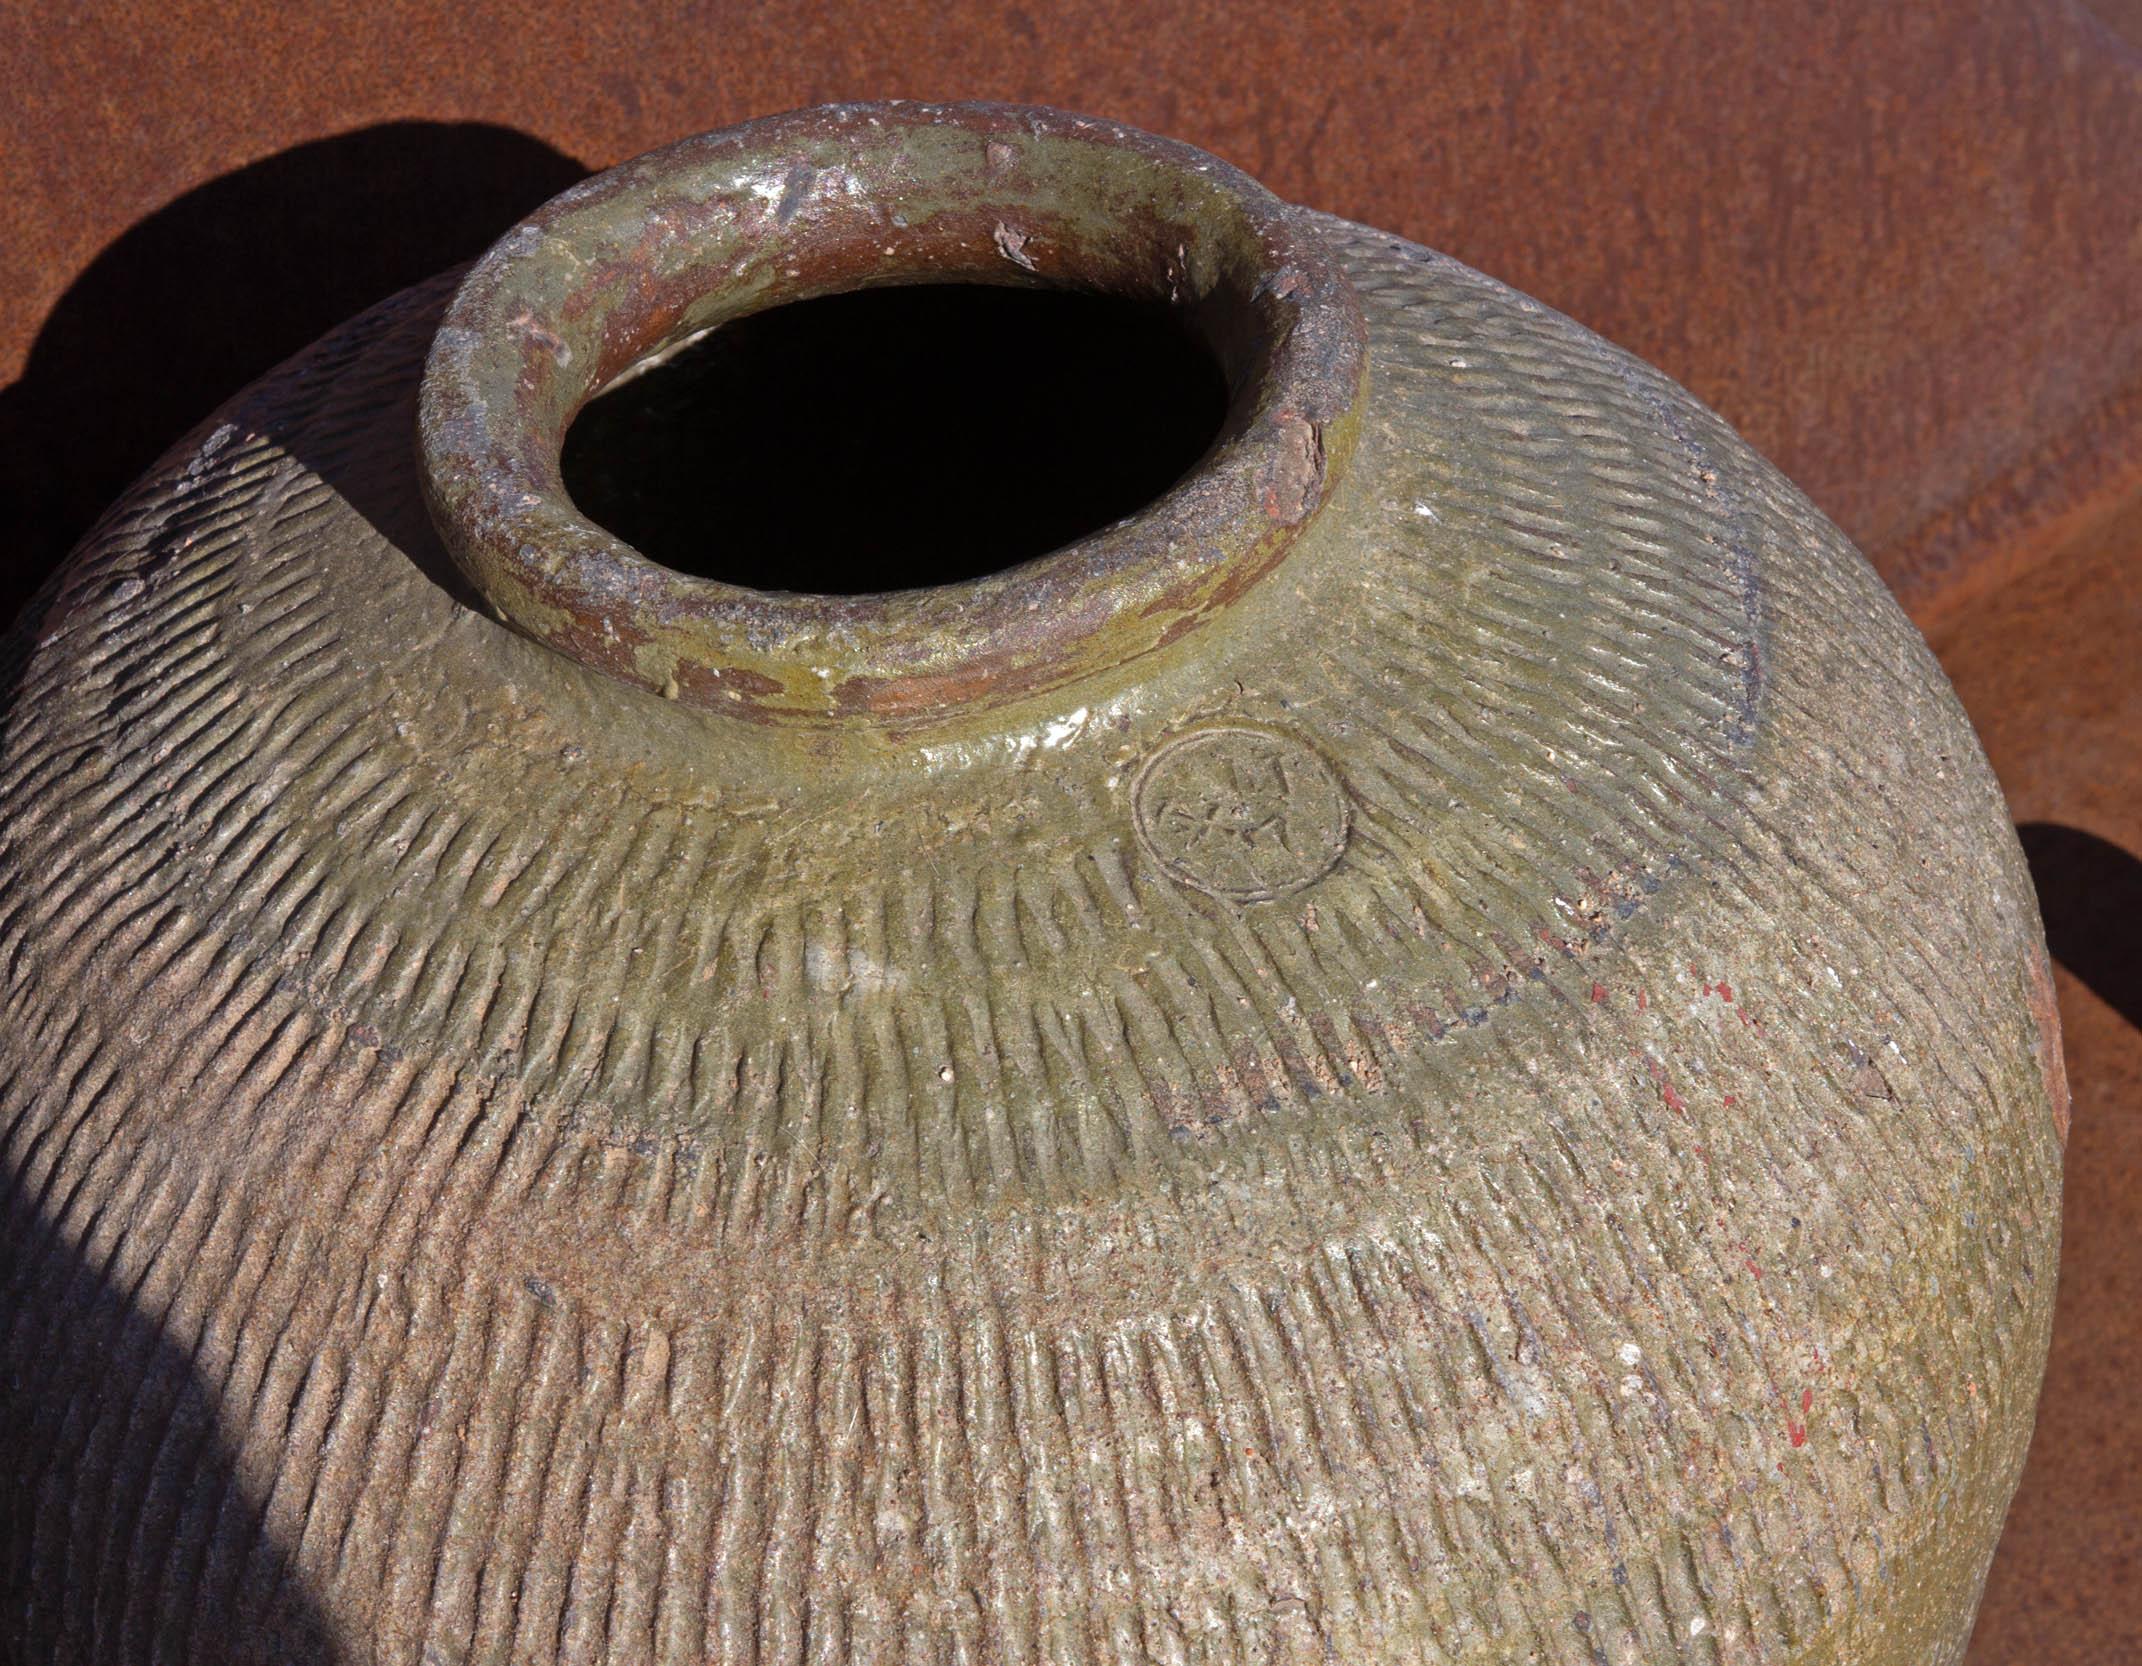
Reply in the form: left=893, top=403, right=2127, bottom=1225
left=559, top=283, right=1232, bottom=595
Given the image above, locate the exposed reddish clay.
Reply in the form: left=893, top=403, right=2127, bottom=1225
left=2024, top=941, right=2071, bottom=1148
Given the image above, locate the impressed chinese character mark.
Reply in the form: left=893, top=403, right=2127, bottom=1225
left=1133, top=727, right=1349, bottom=901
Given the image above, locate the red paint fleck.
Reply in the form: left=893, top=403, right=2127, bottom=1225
left=1788, top=1421, right=1807, bottom=1448
left=1637, top=988, right=1648, bottom=1011
left=1716, top=982, right=1734, bottom=1004
left=1722, top=1093, right=1737, bottom=1106
left=1644, top=1055, right=1689, bottom=1116
left=1591, top=982, right=1607, bottom=1004
left=1744, top=1257, right=1763, bottom=1279
left=1802, top=1387, right=1814, bottom=1413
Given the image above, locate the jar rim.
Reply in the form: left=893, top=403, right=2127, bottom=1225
left=417, top=101, right=1368, bottom=725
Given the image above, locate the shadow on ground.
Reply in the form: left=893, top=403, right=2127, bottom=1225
left=0, top=119, right=587, bottom=632
left=2018, top=821, right=2142, bottom=1034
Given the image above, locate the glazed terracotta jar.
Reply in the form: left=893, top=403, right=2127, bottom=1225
left=0, top=104, right=2064, bottom=1665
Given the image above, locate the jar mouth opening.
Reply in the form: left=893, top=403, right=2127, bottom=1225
left=417, top=101, right=1367, bottom=726
left=558, top=284, right=1236, bottom=599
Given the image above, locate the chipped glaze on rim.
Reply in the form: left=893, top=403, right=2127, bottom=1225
left=416, top=101, right=1368, bottom=726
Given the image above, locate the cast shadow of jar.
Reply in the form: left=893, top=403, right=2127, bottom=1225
left=2016, top=821, right=2142, bottom=1034
left=0, top=119, right=588, bottom=634
left=0, top=119, right=586, bottom=1664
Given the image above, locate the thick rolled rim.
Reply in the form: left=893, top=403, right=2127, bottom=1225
left=416, top=101, right=1368, bottom=726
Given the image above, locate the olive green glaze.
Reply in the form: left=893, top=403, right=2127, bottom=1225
left=0, top=104, right=2063, bottom=1666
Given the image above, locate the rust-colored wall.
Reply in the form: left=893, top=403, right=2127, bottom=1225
left=4, top=1, right=2138, bottom=620
left=2, top=4, right=2137, bottom=1660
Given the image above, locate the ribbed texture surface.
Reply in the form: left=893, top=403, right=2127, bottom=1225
left=0, top=219, right=2061, bottom=1664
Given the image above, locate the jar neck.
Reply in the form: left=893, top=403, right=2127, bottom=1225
left=417, top=102, right=1367, bottom=726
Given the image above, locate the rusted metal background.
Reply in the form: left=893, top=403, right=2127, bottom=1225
left=1, top=3, right=2136, bottom=1659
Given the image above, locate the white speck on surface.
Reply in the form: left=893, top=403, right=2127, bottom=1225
left=1619, top=1341, right=1642, bottom=1366
left=1041, top=707, right=1090, bottom=749
left=993, top=222, right=1038, bottom=270
left=739, top=168, right=786, bottom=206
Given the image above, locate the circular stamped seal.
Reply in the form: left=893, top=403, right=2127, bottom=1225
left=1133, top=726, right=1350, bottom=901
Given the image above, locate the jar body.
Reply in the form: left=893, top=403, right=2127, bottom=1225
left=0, top=108, right=2063, bottom=1666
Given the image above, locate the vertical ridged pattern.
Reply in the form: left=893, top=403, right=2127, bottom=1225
left=0, top=222, right=2059, bottom=1665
